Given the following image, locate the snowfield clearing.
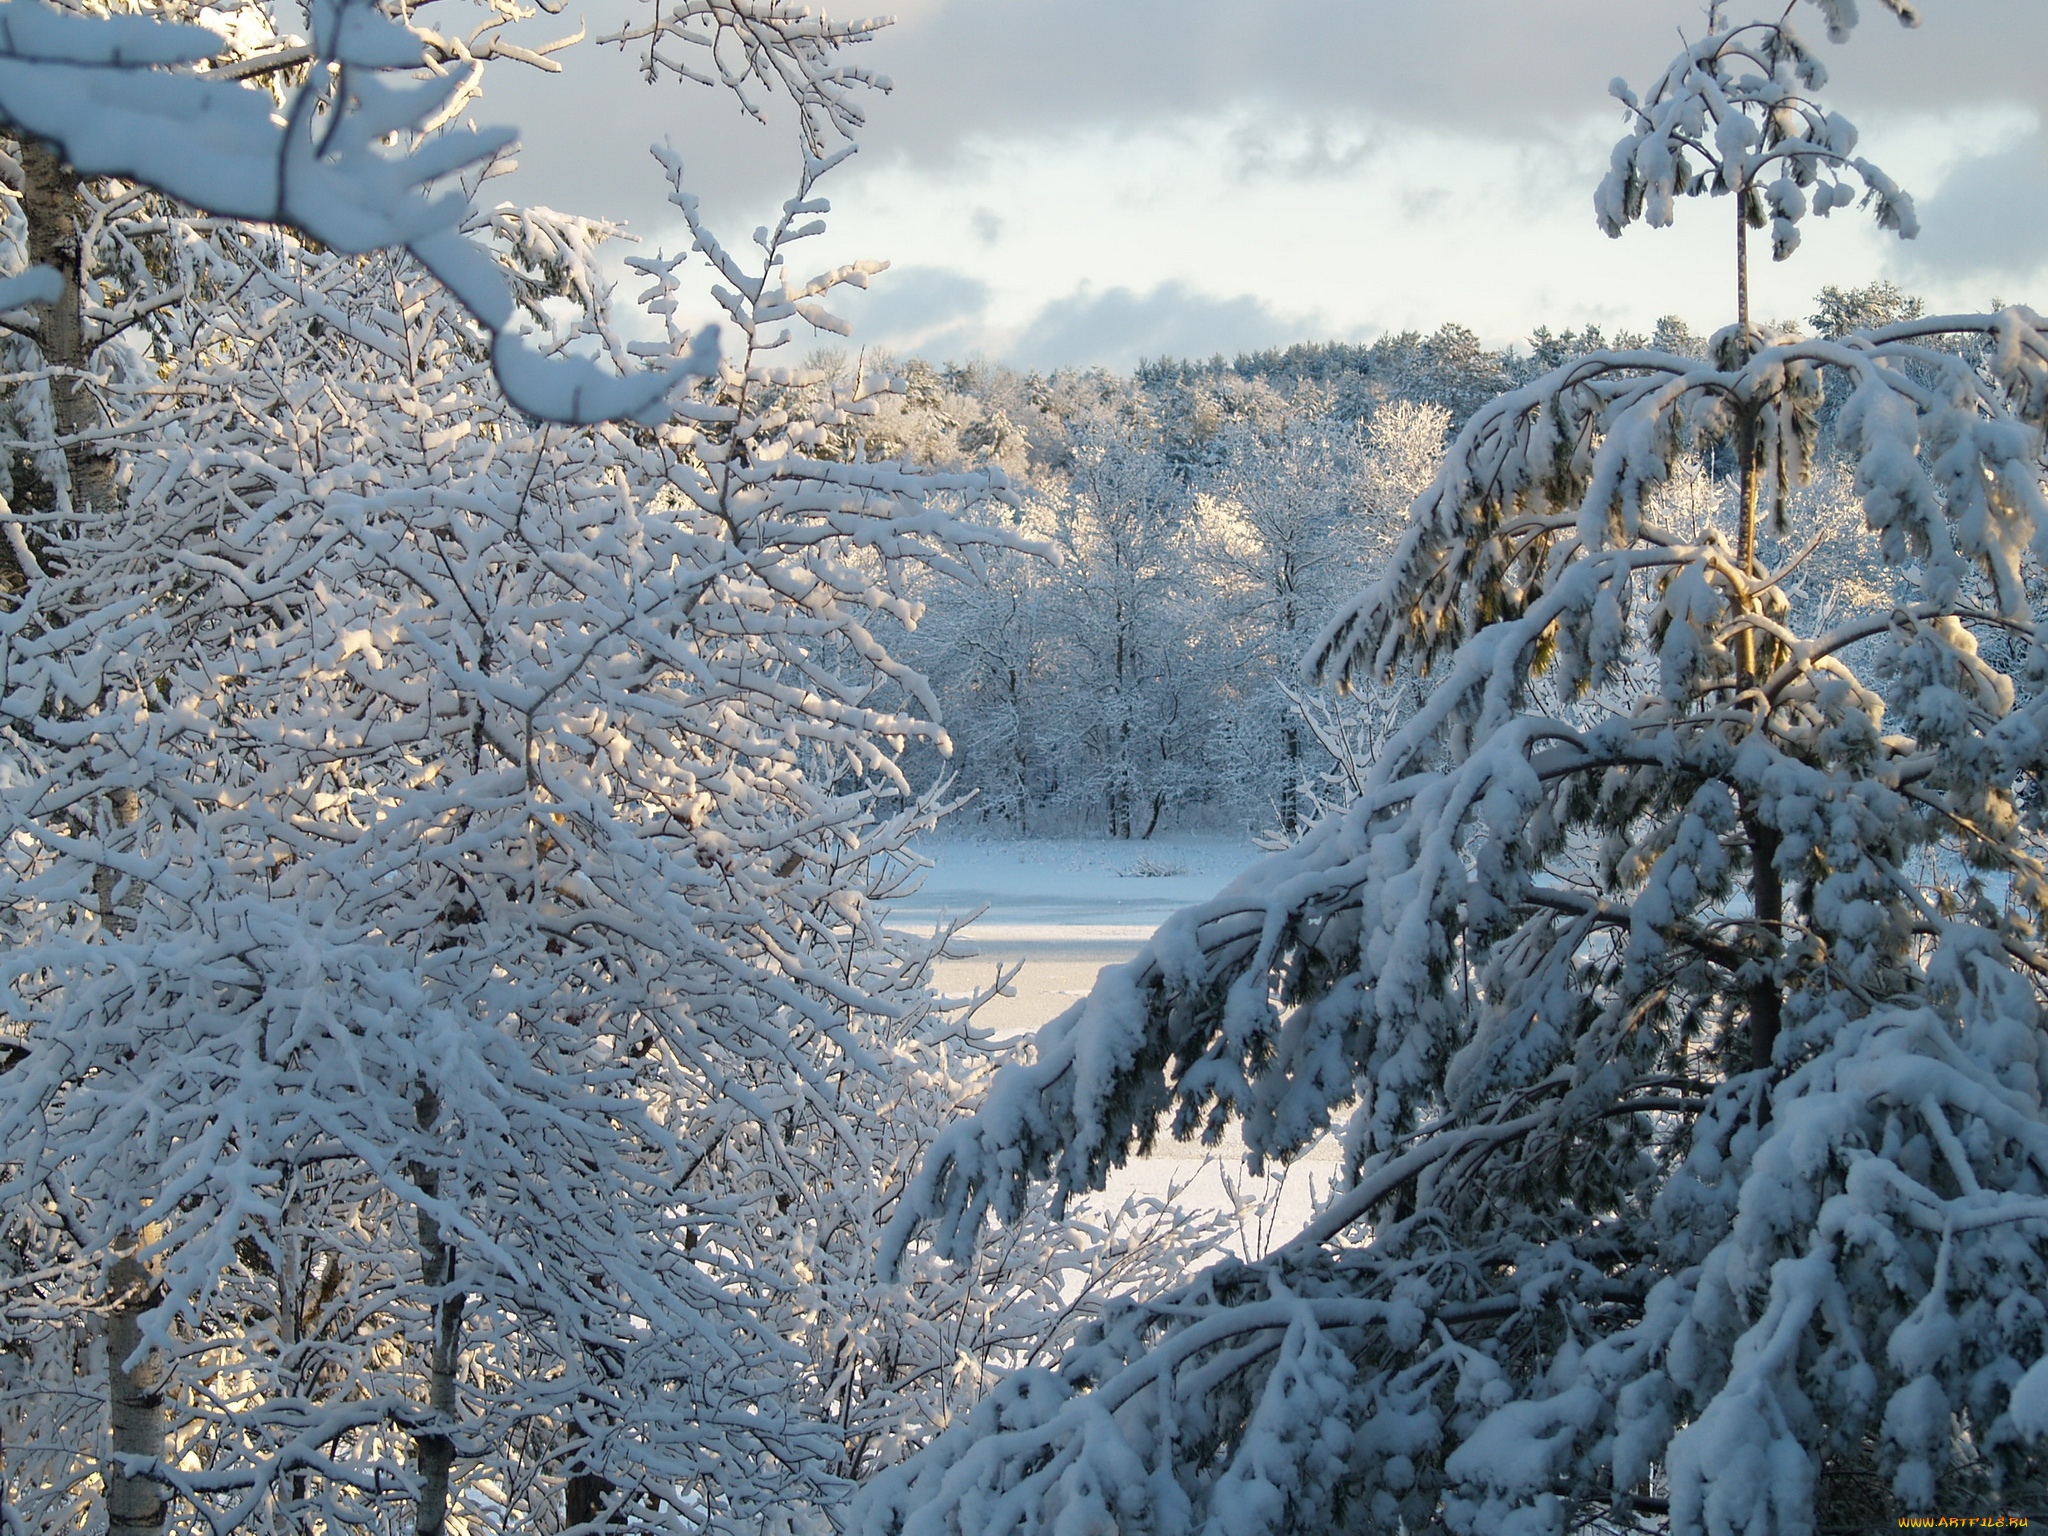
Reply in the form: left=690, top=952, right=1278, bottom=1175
left=895, top=835, right=1256, bottom=1037
left=892, top=835, right=1339, bottom=1256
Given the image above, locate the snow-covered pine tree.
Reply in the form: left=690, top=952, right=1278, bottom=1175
left=863, top=6, right=2048, bottom=1534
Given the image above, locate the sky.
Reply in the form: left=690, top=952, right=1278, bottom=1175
left=485, top=0, right=2048, bottom=372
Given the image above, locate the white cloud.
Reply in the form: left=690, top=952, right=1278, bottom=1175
left=481, top=1, right=2048, bottom=369
left=1005, top=281, right=1314, bottom=372
left=1887, top=112, right=2048, bottom=296
left=839, top=266, right=994, bottom=361
left=814, top=105, right=2021, bottom=366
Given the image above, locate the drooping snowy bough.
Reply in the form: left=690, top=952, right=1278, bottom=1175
left=0, top=0, right=906, bottom=426
left=869, top=302, right=2048, bottom=1532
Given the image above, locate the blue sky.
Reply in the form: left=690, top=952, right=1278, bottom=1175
left=489, top=0, right=2048, bottom=370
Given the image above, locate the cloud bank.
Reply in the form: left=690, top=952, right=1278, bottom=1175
left=484, top=1, right=2048, bottom=370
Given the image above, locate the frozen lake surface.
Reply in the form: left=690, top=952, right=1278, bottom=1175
left=888, top=835, right=1340, bottom=1259
left=888, top=835, right=1264, bottom=1035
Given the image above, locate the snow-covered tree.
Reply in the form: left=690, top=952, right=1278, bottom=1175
left=0, top=142, right=915, bottom=1528
left=896, top=533, right=1063, bottom=833
left=0, top=0, right=752, bottom=425
left=1191, top=397, right=1448, bottom=834
left=1048, top=413, right=1220, bottom=840
left=1596, top=0, right=1920, bottom=662
left=899, top=387, right=1222, bottom=840
left=1595, top=0, right=1920, bottom=301
left=0, top=2, right=1208, bottom=1531
left=864, top=7, right=2048, bottom=1534
left=885, top=376, right=1449, bottom=840
left=1193, top=411, right=1361, bottom=836
left=1811, top=279, right=1926, bottom=339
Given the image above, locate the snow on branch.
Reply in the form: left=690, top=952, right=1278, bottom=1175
left=601, top=0, right=894, bottom=158
left=1597, top=6, right=1919, bottom=264
left=0, top=0, right=711, bottom=423
left=0, top=133, right=1080, bottom=1526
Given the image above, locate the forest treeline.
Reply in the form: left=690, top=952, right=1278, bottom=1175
left=851, top=279, right=1935, bottom=838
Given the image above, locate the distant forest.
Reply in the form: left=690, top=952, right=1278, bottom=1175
left=852, top=280, right=1939, bottom=837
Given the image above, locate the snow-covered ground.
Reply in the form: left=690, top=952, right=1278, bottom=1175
left=890, top=835, right=1340, bottom=1259
left=891, top=834, right=1262, bottom=1034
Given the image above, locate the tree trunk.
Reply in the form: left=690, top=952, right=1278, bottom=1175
left=565, top=1468, right=618, bottom=1530
left=410, top=1092, right=464, bottom=1536
left=1280, top=717, right=1301, bottom=836
left=1733, top=183, right=1760, bottom=687
left=1744, top=811, right=1785, bottom=1078
left=1729, top=185, right=1784, bottom=1089
left=1111, top=621, right=1135, bottom=839
left=1734, top=182, right=1749, bottom=357
left=104, top=1246, right=166, bottom=1536
left=20, top=138, right=117, bottom=521
left=27, top=148, right=157, bottom=1529
left=1007, top=665, right=1031, bottom=834
left=412, top=1184, right=462, bottom=1536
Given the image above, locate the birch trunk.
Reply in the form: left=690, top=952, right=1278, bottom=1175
left=20, top=138, right=118, bottom=522
left=101, top=725, right=159, bottom=1535
left=413, top=1202, right=461, bottom=1535
left=104, top=1246, right=165, bottom=1536
left=410, top=1090, right=464, bottom=1536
